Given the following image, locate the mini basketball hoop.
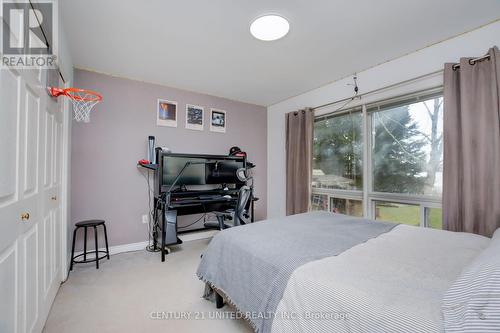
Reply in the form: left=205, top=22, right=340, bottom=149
left=49, top=87, right=102, bottom=123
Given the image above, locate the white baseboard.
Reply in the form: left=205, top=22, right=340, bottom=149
left=74, top=230, right=217, bottom=257
left=73, top=240, right=149, bottom=257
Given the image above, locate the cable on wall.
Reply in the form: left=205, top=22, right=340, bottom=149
left=313, top=75, right=360, bottom=113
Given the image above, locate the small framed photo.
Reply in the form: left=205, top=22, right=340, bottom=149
left=210, top=108, right=226, bottom=133
left=185, top=104, right=204, bottom=131
left=157, top=99, right=177, bottom=127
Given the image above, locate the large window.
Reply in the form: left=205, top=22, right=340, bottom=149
left=313, top=110, right=363, bottom=190
left=372, top=97, right=443, bottom=196
left=312, top=90, right=443, bottom=228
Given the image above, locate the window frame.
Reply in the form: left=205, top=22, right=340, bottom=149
left=311, top=88, right=443, bottom=228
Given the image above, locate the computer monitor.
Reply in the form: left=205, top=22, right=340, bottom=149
left=161, top=156, right=207, bottom=186
left=205, top=160, right=245, bottom=184
left=156, top=151, right=246, bottom=194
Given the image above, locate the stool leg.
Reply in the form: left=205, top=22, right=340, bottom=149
left=94, top=226, right=99, bottom=269
left=83, top=227, right=87, bottom=261
left=103, top=224, right=110, bottom=260
left=70, top=227, right=78, bottom=271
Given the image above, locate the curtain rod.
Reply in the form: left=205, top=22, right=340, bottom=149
left=312, top=69, right=443, bottom=111
left=452, top=54, right=491, bottom=70
left=311, top=53, right=490, bottom=112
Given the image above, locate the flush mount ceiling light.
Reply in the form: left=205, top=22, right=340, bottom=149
left=250, top=15, right=289, bottom=41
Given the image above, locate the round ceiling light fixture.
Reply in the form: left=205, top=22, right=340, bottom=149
left=250, top=15, right=289, bottom=41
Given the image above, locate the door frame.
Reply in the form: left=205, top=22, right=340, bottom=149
left=59, top=77, right=72, bottom=281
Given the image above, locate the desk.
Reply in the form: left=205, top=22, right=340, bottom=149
left=156, top=190, right=257, bottom=262
left=143, top=151, right=257, bottom=262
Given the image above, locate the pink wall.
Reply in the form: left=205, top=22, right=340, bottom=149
left=71, top=69, right=267, bottom=248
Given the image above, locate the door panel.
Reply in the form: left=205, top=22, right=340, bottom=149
left=23, top=226, right=38, bottom=333
left=50, top=211, right=56, bottom=279
left=43, top=113, right=54, bottom=189
left=43, top=214, right=53, bottom=297
left=23, top=87, right=40, bottom=198
left=0, top=244, right=18, bottom=333
left=53, top=208, right=61, bottom=275
left=54, top=122, right=62, bottom=186
left=0, top=68, right=20, bottom=206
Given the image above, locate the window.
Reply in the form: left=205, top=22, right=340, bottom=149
left=374, top=201, right=420, bottom=226
left=425, top=207, right=443, bottom=229
left=311, top=193, right=328, bottom=211
left=372, top=97, right=443, bottom=196
left=311, top=89, right=443, bottom=226
left=330, top=197, right=363, bottom=217
left=313, top=110, right=363, bottom=190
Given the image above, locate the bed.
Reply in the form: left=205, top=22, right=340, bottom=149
left=196, top=211, right=499, bottom=333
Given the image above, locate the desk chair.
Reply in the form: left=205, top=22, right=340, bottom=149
left=204, top=185, right=252, bottom=230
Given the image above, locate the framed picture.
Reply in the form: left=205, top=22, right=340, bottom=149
left=157, top=99, right=177, bottom=127
left=210, top=108, right=226, bottom=133
left=185, top=104, right=204, bottom=131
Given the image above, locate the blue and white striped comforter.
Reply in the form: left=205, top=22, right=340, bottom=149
left=197, top=211, right=397, bottom=332
left=271, top=224, right=489, bottom=333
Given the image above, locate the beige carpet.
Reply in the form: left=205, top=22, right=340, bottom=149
left=43, top=239, right=253, bottom=333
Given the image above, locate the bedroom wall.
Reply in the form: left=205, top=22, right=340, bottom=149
left=71, top=69, right=267, bottom=248
left=267, top=19, right=500, bottom=219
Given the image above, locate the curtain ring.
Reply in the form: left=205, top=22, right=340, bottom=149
left=468, top=58, right=475, bottom=66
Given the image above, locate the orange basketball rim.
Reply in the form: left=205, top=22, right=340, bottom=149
left=48, top=87, right=103, bottom=123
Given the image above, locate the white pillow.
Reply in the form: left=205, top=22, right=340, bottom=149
left=441, top=229, right=500, bottom=332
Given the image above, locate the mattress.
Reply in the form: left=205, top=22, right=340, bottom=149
left=197, top=211, right=397, bottom=332
left=271, top=224, right=489, bottom=333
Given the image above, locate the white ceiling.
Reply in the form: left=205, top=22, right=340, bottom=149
left=61, top=0, right=500, bottom=106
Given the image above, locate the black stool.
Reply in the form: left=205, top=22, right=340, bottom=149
left=70, top=220, right=110, bottom=270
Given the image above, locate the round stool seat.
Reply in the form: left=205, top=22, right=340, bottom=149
left=75, top=219, right=105, bottom=227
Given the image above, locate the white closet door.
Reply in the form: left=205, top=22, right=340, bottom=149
left=0, top=64, right=65, bottom=333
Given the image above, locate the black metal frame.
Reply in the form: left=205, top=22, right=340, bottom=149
left=153, top=150, right=253, bottom=262
left=71, top=251, right=109, bottom=264
left=215, top=291, right=224, bottom=309
left=70, top=223, right=110, bottom=270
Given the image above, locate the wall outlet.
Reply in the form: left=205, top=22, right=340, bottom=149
left=142, top=214, right=149, bottom=224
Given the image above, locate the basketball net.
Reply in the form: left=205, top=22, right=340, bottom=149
left=49, top=87, right=102, bottom=123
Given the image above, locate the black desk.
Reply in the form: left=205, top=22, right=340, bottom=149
left=169, top=192, right=238, bottom=208
left=139, top=152, right=258, bottom=261
left=157, top=190, right=256, bottom=262
left=142, top=151, right=257, bottom=262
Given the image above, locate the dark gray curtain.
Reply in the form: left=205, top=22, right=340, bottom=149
left=286, top=108, right=314, bottom=215
left=443, top=47, right=500, bottom=237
